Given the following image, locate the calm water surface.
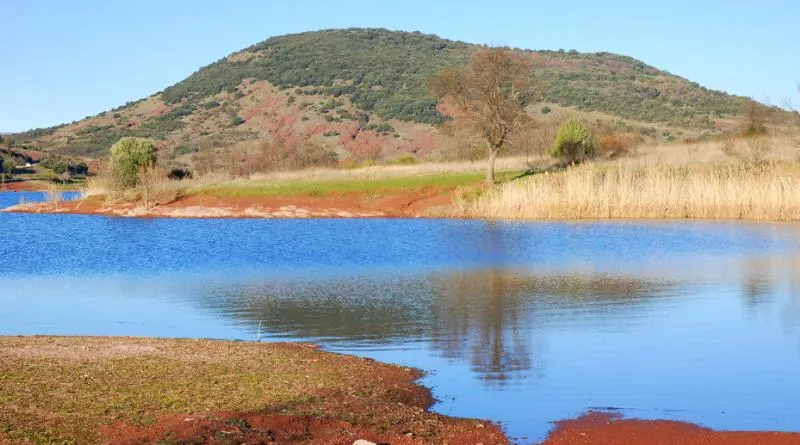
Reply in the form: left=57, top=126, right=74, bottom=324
left=1, top=191, right=799, bottom=443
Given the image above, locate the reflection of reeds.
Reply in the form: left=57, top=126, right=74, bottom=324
left=456, top=162, right=800, bottom=220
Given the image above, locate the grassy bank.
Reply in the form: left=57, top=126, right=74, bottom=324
left=82, top=157, right=531, bottom=202
left=455, top=162, right=800, bottom=220
left=192, top=170, right=524, bottom=198
left=0, top=336, right=505, bottom=444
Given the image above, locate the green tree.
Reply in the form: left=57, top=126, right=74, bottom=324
left=0, top=157, right=14, bottom=187
left=551, top=118, right=594, bottom=164
left=429, top=48, right=533, bottom=183
left=108, top=137, right=157, bottom=189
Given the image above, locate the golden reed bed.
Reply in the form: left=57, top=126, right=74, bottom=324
left=456, top=162, right=800, bottom=221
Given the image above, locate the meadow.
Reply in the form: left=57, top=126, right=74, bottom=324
left=454, top=136, right=800, bottom=221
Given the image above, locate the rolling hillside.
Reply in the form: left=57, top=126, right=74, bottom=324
left=11, top=28, right=761, bottom=166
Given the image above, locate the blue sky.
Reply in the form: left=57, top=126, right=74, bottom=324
left=2, top=0, right=798, bottom=132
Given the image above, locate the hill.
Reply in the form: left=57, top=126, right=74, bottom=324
left=10, top=28, right=766, bottom=167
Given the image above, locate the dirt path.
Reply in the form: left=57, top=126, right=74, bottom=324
left=4, top=187, right=455, bottom=218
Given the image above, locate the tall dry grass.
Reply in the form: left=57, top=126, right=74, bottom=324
left=84, top=166, right=231, bottom=207
left=455, top=162, right=800, bottom=221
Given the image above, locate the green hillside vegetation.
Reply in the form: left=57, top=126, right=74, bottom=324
left=162, top=29, right=471, bottom=124
left=159, top=28, right=747, bottom=127
left=10, top=28, right=772, bottom=161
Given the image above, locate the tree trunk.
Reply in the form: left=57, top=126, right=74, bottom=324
left=486, top=146, right=498, bottom=184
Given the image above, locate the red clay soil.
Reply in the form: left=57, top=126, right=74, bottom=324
left=541, top=412, right=800, bottom=445
left=5, top=187, right=455, bottom=219
left=0, top=180, right=46, bottom=192
left=101, top=411, right=501, bottom=445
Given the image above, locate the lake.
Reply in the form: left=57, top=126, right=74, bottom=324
left=1, top=191, right=799, bottom=443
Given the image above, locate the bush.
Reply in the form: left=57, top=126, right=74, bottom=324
left=39, top=158, right=89, bottom=176
left=108, top=137, right=157, bottom=189
left=541, top=106, right=551, bottom=114
left=392, top=155, right=417, bottom=165
left=594, top=132, right=643, bottom=157
left=375, top=122, right=395, bottom=133
left=285, top=141, right=338, bottom=169
left=68, top=162, right=90, bottom=176
left=551, top=119, right=594, bottom=163
left=167, top=167, right=193, bottom=180
left=0, top=158, right=13, bottom=177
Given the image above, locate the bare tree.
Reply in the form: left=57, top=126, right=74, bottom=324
left=137, top=164, right=157, bottom=208
left=429, top=48, right=533, bottom=183
left=739, top=101, right=771, bottom=136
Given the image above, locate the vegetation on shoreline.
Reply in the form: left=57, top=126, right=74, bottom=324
left=455, top=160, right=800, bottom=221
left=0, top=336, right=505, bottom=444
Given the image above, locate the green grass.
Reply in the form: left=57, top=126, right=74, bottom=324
left=0, top=337, right=424, bottom=444
left=190, top=170, right=523, bottom=198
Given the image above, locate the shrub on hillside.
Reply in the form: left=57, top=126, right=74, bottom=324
left=167, top=168, right=193, bottom=180
left=594, top=132, right=643, bottom=158
left=284, top=141, right=338, bottom=170
left=551, top=119, right=594, bottom=163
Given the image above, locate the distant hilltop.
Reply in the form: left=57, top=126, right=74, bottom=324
left=11, top=28, right=771, bottom=163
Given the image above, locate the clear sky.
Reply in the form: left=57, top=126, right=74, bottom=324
left=2, top=0, right=798, bottom=132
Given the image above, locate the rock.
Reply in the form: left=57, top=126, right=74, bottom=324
left=353, top=440, right=377, bottom=445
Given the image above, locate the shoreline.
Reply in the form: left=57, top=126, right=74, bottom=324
left=0, top=336, right=506, bottom=444
left=6, top=194, right=800, bottom=223
left=541, top=412, right=800, bottom=445
left=2, top=188, right=455, bottom=219
left=2, top=336, right=798, bottom=444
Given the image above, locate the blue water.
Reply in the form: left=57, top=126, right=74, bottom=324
left=1, top=191, right=799, bottom=443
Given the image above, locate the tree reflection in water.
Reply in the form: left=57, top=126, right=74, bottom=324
left=428, top=269, right=670, bottom=386
left=202, top=269, right=671, bottom=386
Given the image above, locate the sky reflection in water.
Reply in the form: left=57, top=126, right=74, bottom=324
left=1, top=192, right=799, bottom=442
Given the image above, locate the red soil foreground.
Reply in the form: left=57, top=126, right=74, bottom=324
left=540, top=412, right=800, bottom=445
left=4, top=187, right=454, bottom=218
left=0, top=180, right=46, bottom=192
left=99, top=411, right=501, bottom=445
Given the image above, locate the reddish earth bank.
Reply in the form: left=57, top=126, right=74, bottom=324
left=0, top=180, right=47, bottom=192
left=540, top=412, right=800, bottom=445
left=4, top=187, right=454, bottom=219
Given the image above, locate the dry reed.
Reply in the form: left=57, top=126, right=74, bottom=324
left=43, top=183, right=64, bottom=207
left=456, top=162, right=800, bottom=221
